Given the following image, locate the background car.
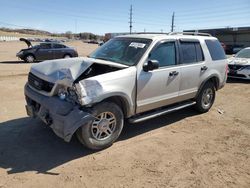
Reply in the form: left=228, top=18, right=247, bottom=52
left=228, top=47, right=250, bottom=79
left=16, top=38, right=78, bottom=63
left=225, top=44, right=244, bottom=54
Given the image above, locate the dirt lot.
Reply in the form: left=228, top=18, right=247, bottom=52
left=0, top=41, right=249, bottom=188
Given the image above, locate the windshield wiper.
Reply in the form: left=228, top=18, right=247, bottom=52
left=92, top=57, right=131, bottom=67
left=94, top=57, right=120, bottom=64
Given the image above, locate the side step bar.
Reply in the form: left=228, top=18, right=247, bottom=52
left=129, top=101, right=196, bottom=123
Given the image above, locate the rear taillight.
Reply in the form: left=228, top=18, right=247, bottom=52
left=225, top=63, right=229, bottom=74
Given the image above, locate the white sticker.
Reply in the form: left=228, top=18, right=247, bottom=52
left=129, top=42, right=146, bottom=48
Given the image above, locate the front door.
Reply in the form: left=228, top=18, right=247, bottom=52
left=136, top=40, right=181, bottom=113
left=35, top=43, right=53, bottom=60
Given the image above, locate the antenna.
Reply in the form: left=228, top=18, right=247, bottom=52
left=171, top=12, right=175, bottom=32
left=129, top=5, right=133, bottom=34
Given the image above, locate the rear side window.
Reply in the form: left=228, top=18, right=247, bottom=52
left=180, top=42, right=204, bottom=64
left=40, top=43, right=52, bottom=49
left=205, top=40, right=226, bottom=60
left=53, top=44, right=66, bottom=48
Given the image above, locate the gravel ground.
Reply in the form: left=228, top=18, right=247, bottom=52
left=0, top=41, right=249, bottom=188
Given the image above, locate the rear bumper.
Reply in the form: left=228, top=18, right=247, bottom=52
left=24, top=84, right=94, bottom=142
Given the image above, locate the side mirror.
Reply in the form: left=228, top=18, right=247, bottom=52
left=143, top=60, right=159, bottom=72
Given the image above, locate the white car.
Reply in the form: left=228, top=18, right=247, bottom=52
left=228, top=47, right=250, bottom=80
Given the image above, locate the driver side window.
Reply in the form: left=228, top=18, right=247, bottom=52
left=150, top=42, right=176, bottom=67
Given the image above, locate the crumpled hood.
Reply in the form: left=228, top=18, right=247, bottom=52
left=30, top=57, right=128, bottom=83
left=228, top=57, right=250, bottom=65
left=30, top=57, right=93, bottom=83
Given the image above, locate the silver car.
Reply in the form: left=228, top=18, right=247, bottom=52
left=24, top=32, right=228, bottom=150
left=228, top=47, right=250, bottom=80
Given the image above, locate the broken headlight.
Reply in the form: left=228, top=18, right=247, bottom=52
left=58, top=87, right=68, bottom=100
left=74, top=80, right=103, bottom=106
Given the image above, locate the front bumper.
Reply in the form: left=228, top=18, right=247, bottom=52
left=228, top=68, right=250, bottom=80
left=24, top=84, right=94, bottom=142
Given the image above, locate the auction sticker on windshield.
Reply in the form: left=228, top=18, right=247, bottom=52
left=129, top=42, right=146, bottom=48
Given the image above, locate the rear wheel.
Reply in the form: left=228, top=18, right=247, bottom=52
left=25, top=54, right=35, bottom=63
left=64, top=54, right=71, bottom=58
left=76, top=102, right=124, bottom=150
left=194, top=82, right=216, bottom=113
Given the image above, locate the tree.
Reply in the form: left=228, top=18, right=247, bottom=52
left=65, top=31, right=73, bottom=39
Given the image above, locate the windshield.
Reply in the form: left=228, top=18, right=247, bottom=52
left=236, top=48, right=250, bottom=58
left=89, top=37, right=152, bottom=66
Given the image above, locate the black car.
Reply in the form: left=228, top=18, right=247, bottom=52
left=17, top=38, right=78, bottom=63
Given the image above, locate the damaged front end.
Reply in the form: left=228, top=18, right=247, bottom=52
left=25, top=84, right=94, bottom=142
left=24, top=57, right=128, bottom=142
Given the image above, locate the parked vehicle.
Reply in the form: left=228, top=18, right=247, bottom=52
left=24, top=32, right=227, bottom=150
left=221, top=42, right=226, bottom=52
left=228, top=47, right=250, bottom=80
left=88, top=40, right=99, bottom=44
left=16, top=38, right=78, bottom=63
left=225, top=44, right=244, bottom=54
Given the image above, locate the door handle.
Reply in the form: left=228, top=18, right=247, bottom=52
left=169, top=71, right=179, bottom=77
left=201, top=66, right=208, bottom=71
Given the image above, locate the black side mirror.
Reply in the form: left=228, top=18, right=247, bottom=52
left=143, top=60, right=159, bottom=72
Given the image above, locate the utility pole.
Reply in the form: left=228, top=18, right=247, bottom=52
left=171, top=12, right=175, bottom=32
left=129, top=5, right=133, bottom=34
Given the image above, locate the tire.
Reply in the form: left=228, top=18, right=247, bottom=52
left=194, top=82, right=216, bottom=113
left=76, top=102, right=124, bottom=150
left=64, top=54, right=71, bottom=58
left=25, top=54, right=35, bottom=63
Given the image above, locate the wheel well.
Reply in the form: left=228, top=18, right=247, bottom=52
left=25, top=53, right=35, bottom=59
left=196, top=76, right=219, bottom=98
left=208, top=76, right=219, bottom=90
left=102, top=96, right=129, bottom=117
left=64, top=53, right=72, bottom=57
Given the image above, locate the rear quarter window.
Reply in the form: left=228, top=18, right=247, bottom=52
left=205, top=40, right=226, bottom=60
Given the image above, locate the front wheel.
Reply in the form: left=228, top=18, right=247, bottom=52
left=25, top=54, right=35, bottom=63
left=76, top=102, right=124, bottom=150
left=194, top=82, right=216, bottom=113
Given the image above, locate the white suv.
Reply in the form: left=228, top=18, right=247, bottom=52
left=25, top=32, right=228, bottom=150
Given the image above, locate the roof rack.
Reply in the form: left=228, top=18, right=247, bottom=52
left=168, top=32, right=211, bottom=37
left=135, top=32, right=168, bottom=34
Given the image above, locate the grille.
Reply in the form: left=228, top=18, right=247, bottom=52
left=228, top=64, right=244, bottom=71
left=228, top=73, right=246, bottom=78
left=28, top=73, right=54, bottom=92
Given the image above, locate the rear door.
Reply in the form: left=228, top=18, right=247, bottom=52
left=177, top=39, right=206, bottom=101
left=52, top=43, right=67, bottom=59
left=136, top=40, right=181, bottom=113
left=35, top=43, right=53, bottom=60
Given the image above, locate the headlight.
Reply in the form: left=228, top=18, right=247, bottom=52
left=74, top=80, right=103, bottom=105
left=16, top=51, right=23, bottom=56
left=243, top=65, right=250, bottom=70
left=58, top=87, right=68, bottom=100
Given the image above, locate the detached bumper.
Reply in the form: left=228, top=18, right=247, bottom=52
left=24, top=84, right=94, bottom=142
